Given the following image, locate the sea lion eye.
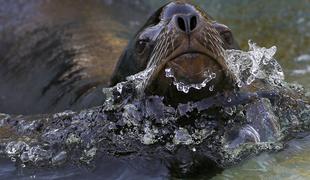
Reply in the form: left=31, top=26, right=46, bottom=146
left=135, top=39, right=149, bottom=55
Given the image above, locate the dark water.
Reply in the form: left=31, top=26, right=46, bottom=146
left=0, top=0, right=309, bottom=179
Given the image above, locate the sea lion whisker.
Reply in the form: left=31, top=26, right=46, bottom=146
left=154, top=40, right=166, bottom=64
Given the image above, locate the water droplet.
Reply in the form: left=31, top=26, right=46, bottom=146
left=246, top=75, right=255, bottom=85
left=11, top=157, right=16, bottom=162
left=209, top=85, right=214, bottom=92
left=203, top=70, right=210, bottom=77
left=21, top=164, right=26, bottom=168
left=211, top=73, right=216, bottom=79
left=224, top=107, right=234, bottom=116
left=227, top=98, right=232, bottom=102
left=164, top=67, right=217, bottom=92
left=183, top=86, right=189, bottom=93
left=194, top=84, right=202, bottom=90
left=165, top=68, right=174, bottom=78
left=116, top=83, right=123, bottom=94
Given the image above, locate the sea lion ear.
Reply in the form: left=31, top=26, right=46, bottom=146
left=212, top=22, right=240, bottom=50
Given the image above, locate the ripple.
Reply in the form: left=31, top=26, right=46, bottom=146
left=291, top=66, right=310, bottom=75
left=295, top=54, right=310, bottom=62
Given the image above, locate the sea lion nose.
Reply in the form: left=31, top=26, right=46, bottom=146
left=175, top=14, right=199, bottom=34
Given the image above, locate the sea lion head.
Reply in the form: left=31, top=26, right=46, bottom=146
left=111, top=1, right=239, bottom=104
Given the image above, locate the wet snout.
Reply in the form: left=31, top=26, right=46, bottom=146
left=160, top=5, right=223, bottom=85
left=145, top=2, right=229, bottom=99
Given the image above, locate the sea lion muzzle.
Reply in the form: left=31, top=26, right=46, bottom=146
left=111, top=1, right=240, bottom=104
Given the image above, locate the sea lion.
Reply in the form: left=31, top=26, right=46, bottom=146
left=111, top=1, right=240, bottom=104
left=0, top=1, right=309, bottom=179
left=0, top=1, right=239, bottom=114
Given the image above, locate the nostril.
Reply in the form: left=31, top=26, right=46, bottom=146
left=190, top=16, right=197, bottom=31
left=175, top=14, right=199, bottom=33
left=177, top=17, right=186, bottom=32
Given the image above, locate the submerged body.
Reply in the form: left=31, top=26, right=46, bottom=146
left=0, top=1, right=309, bottom=179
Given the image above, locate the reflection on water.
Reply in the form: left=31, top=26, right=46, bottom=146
left=0, top=0, right=309, bottom=179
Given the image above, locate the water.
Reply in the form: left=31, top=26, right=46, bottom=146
left=226, top=40, right=284, bottom=87
left=0, top=0, right=309, bottom=179
left=213, top=134, right=310, bottom=180
left=164, top=68, right=216, bottom=93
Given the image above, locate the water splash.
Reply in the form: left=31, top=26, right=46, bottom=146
left=226, top=40, right=284, bottom=87
left=0, top=40, right=307, bottom=171
left=165, top=68, right=216, bottom=93
left=160, top=40, right=285, bottom=93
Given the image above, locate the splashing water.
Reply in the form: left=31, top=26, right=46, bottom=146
left=165, top=68, right=216, bottom=93
left=103, top=40, right=286, bottom=97
left=226, top=40, right=285, bottom=87
left=10, top=39, right=304, bottom=171
left=0, top=52, right=308, bottom=180
left=158, top=40, right=285, bottom=93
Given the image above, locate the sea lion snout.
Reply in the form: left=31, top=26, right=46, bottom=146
left=111, top=1, right=240, bottom=104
